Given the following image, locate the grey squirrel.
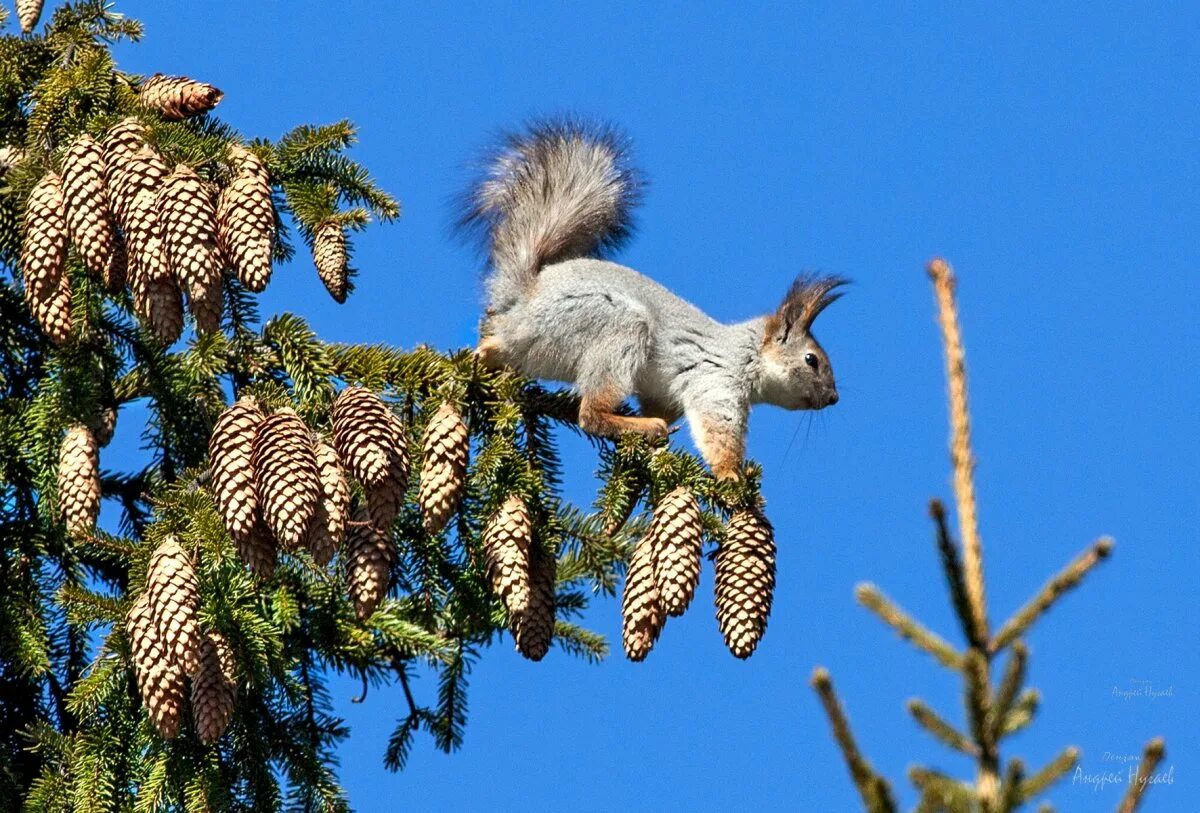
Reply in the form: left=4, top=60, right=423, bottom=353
left=461, top=119, right=844, bottom=480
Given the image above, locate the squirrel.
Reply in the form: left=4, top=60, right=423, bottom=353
left=460, top=119, right=844, bottom=480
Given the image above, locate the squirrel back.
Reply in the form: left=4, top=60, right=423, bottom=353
left=459, top=119, right=643, bottom=313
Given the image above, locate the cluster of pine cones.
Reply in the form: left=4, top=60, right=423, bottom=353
left=126, top=536, right=236, bottom=742
left=207, top=389, right=470, bottom=622
left=622, top=489, right=776, bottom=660
left=17, top=73, right=352, bottom=345
left=483, top=495, right=557, bottom=661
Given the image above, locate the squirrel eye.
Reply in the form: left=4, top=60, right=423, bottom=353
left=804, top=353, right=819, bottom=370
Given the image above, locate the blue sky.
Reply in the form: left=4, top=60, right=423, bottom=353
left=110, top=2, right=1198, bottom=810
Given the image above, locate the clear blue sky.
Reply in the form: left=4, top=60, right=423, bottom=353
left=109, top=2, right=1197, bottom=810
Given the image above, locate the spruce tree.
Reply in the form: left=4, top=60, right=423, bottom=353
left=0, top=4, right=764, bottom=809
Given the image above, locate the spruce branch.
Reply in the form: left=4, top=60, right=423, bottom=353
left=1018, top=746, right=1078, bottom=801
left=989, top=640, right=1027, bottom=741
left=927, top=258, right=989, bottom=646
left=990, top=538, right=1113, bottom=652
left=929, top=499, right=979, bottom=649
left=855, top=582, right=962, bottom=669
left=1118, top=737, right=1166, bottom=813
left=810, top=668, right=897, bottom=813
left=906, top=698, right=978, bottom=756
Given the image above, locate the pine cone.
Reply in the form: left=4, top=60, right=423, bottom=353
left=191, top=631, right=236, bottom=745
left=418, top=402, right=469, bottom=534
left=187, top=274, right=223, bottom=335
left=156, top=164, right=221, bottom=291
left=102, top=118, right=148, bottom=228
left=57, top=424, right=100, bottom=535
left=306, top=437, right=349, bottom=566
left=61, top=134, right=117, bottom=280
left=512, top=542, right=556, bottom=661
left=313, top=219, right=349, bottom=302
left=714, top=508, right=776, bottom=659
left=331, top=387, right=407, bottom=488
left=16, top=0, right=43, bottom=33
left=139, top=74, right=223, bottom=120
left=122, top=151, right=183, bottom=343
left=251, top=407, right=320, bottom=550
left=90, top=405, right=117, bottom=447
left=482, top=495, right=532, bottom=616
left=649, top=487, right=703, bottom=617
left=126, top=592, right=184, bottom=739
left=146, top=535, right=203, bottom=677
left=216, top=149, right=274, bottom=292
left=622, top=534, right=665, bottom=661
left=346, top=504, right=393, bottom=619
left=234, top=519, right=277, bottom=579
left=102, top=234, right=127, bottom=294
left=209, top=397, right=265, bottom=543
left=0, top=145, right=24, bottom=173
left=21, top=172, right=72, bottom=344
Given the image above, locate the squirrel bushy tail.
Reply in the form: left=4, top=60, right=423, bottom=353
left=460, top=119, right=643, bottom=312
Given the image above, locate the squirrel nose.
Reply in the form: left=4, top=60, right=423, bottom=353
left=827, top=391, right=839, bottom=406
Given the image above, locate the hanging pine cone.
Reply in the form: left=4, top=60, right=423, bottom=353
left=482, top=495, right=532, bottom=616
left=191, top=631, right=236, bottom=745
left=649, top=487, right=703, bottom=617
left=102, top=234, right=127, bottom=294
left=90, top=405, right=117, bottom=448
left=21, top=172, right=72, bottom=344
left=110, top=144, right=167, bottom=233
left=216, top=148, right=274, bottom=292
left=622, top=534, right=665, bottom=662
left=330, top=387, right=404, bottom=487
left=122, top=150, right=184, bottom=344
left=139, top=74, right=223, bottom=120
left=418, top=402, right=469, bottom=534
left=346, top=503, right=393, bottom=620
left=126, top=592, right=185, bottom=739
left=0, top=145, right=24, bottom=171
left=187, top=274, right=223, bottom=335
left=306, top=437, right=349, bottom=566
left=57, top=424, right=100, bottom=535
left=102, top=118, right=148, bottom=228
left=234, top=519, right=277, bottom=579
left=714, top=508, right=776, bottom=659
left=16, top=0, right=43, bottom=33
left=61, top=134, right=117, bottom=280
left=313, top=219, right=349, bottom=302
left=146, top=535, right=203, bottom=677
left=251, top=407, right=320, bottom=550
left=512, top=542, right=556, bottom=661
left=208, top=397, right=265, bottom=543
left=156, top=164, right=221, bottom=291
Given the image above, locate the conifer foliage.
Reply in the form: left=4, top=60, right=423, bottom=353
left=0, top=4, right=765, bottom=809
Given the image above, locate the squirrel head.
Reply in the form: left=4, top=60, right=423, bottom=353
left=757, top=274, right=847, bottom=410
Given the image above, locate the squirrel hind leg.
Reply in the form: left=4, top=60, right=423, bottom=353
left=579, top=387, right=668, bottom=440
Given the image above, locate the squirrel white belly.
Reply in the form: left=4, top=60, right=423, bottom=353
left=461, top=119, right=844, bottom=480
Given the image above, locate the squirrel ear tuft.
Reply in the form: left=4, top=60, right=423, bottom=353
left=774, top=274, right=849, bottom=338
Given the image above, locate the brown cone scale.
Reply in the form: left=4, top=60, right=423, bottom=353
left=139, top=74, right=223, bottom=120
left=191, top=631, right=236, bottom=745
left=331, top=387, right=407, bottom=488
left=346, top=504, right=393, bottom=619
left=146, top=535, right=203, bottom=677
left=217, top=147, right=275, bottom=292
left=16, top=0, right=43, bottom=33
left=714, top=508, right=776, bottom=659
left=313, top=220, right=349, bottom=302
left=622, top=534, right=665, bottom=661
left=649, top=487, right=703, bottom=617
left=513, top=542, right=556, bottom=661
left=419, top=402, right=469, bottom=534
left=251, top=407, right=320, bottom=550
left=208, top=397, right=265, bottom=544
left=483, top=495, right=532, bottom=616
left=306, top=437, right=349, bottom=566
left=61, top=134, right=117, bottom=280
left=22, top=172, right=72, bottom=343
left=127, top=592, right=184, bottom=739
left=57, top=424, right=100, bottom=535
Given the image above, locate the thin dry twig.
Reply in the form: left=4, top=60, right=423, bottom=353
left=1118, top=737, right=1166, bottom=813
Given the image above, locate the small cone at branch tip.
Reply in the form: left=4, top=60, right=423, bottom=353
left=61, top=134, right=117, bottom=280
left=139, top=73, right=223, bottom=120
left=146, top=535, right=203, bottom=677
left=191, top=632, right=236, bottom=745
left=714, top=508, right=776, bottom=659
left=22, top=172, right=72, bottom=343
left=346, top=503, right=393, bottom=620
left=57, top=424, right=100, bottom=535
left=217, top=149, right=275, bottom=292
left=126, top=592, right=184, bottom=739
left=513, top=542, right=556, bottom=661
left=251, top=407, right=320, bottom=550
left=483, top=495, right=532, bottom=616
left=234, top=518, right=276, bottom=578
left=208, top=397, right=265, bottom=543
left=622, top=533, right=665, bottom=661
left=16, top=0, right=43, bottom=33
left=306, top=437, right=349, bottom=566
left=331, top=386, right=405, bottom=488
left=156, top=164, right=221, bottom=291
left=313, top=219, right=349, bottom=302
left=419, top=402, right=469, bottom=534
left=649, top=487, right=703, bottom=617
